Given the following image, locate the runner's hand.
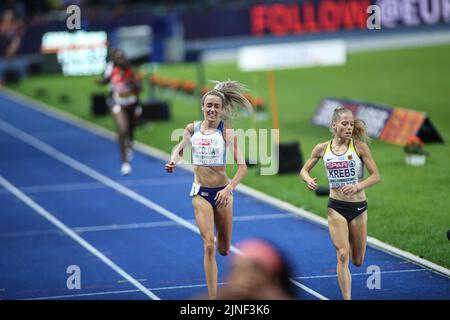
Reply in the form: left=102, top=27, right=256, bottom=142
left=307, top=177, right=318, bottom=191
left=215, top=186, right=233, bottom=208
left=341, top=184, right=359, bottom=196
left=165, top=161, right=176, bottom=173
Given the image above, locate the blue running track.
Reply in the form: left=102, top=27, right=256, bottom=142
left=0, top=91, right=449, bottom=300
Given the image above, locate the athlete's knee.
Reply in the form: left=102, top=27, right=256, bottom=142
left=337, top=248, right=350, bottom=264
left=117, top=127, right=128, bottom=136
left=352, top=256, right=364, bottom=267
left=217, top=243, right=230, bottom=256
left=204, top=241, right=216, bottom=257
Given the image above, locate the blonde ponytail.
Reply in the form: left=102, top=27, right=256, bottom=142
left=201, top=80, right=253, bottom=122
left=352, top=118, right=371, bottom=143
left=331, top=107, right=371, bottom=143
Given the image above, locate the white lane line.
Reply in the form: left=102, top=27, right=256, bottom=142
left=0, top=177, right=193, bottom=195
left=72, top=213, right=293, bottom=233
left=0, top=229, right=63, bottom=238
left=234, top=213, right=293, bottom=221
left=118, top=278, right=147, bottom=284
left=0, top=118, right=329, bottom=300
left=23, top=289, right=149, bottom=300
left=0, top=213, right=293, bottom=238
left=289, top=279, right=328, bottom=300
left=0, top=182, right=105, bottom=195
left=23, top=268, right=428, bottom=300
left=0, top=175, right=160, bottom=301
left=73, top=221, right=183, bottom=233
left=293, top=268, right=427, bottom=280
left=24, top=283, right=212, bottom=300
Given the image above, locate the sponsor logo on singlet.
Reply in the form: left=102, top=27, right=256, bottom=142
left=193, top=138, right=212, bottom=146
left=326, top=160, right=357, bottom=188
left=192, top=137, right=223, bottom=164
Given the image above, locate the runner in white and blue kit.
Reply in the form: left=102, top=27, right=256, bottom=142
left=300, top=107, right=381, bottom=300
left=165, top=80, right=252, bottom=298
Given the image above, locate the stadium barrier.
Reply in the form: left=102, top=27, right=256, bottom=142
left=312, top=97, right=444, bottom=145
left=91, top=94, right=109, bottom=116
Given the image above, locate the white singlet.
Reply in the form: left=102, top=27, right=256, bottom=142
left=191, top=121, right=227, bottom=166
left=322, top=138, right=364, bottom=189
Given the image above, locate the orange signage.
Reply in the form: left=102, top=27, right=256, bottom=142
left=379, top=108, right=426, bottom=146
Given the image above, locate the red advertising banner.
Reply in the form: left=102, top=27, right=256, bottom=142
left=251, top=0, right=370, bottom=36
left=250, top=0, right=450, bottom=37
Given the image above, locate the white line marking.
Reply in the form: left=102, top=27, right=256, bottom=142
left=0, top=182, right=105, bottom=195
left=234, top=213, right=293, bottom=222
left=73, top=221, right=183, bottom=233
left=24, top=283, right=211, bottom=300
left=23, top=268, right=428, bottom=300
left=289, top=279, right=328, bottom=300
left=77, top=213, right=293, bottom=233
left=0, top=118, right=328, bottom=300
left=23, top=289, right=148, bottom=300
left=0, top=229, right=62, bottom=238
left=293, top=268, right=427, bottom=280
left=0, top=175, right=160, bottom=300
left=0, top=213, right=293, bottom=238
left=118, top=278, right=147, bottom=284
left=0, top=178, right=193, bottom=195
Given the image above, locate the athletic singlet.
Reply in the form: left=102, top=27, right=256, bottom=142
left=191, top=121, right=226, bottom=166
left=322, top=138, right=364, bottom=189
left=110, top=67, right=138, bottom=106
